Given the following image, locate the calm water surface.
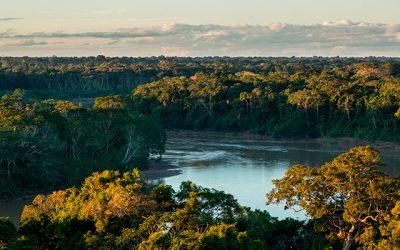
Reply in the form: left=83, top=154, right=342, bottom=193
left=158, top=133, right=400, bottom=220
left=2, top=132, right=400, bottom=224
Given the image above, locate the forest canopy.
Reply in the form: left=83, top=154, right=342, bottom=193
left=2, top=56, right=400, bottom=141
left=131, top=63, right=400, bottom=141
left=9, top=169, right=323, bottom=249
left=268, top=146, right=400, bottom=249
left=1, top=147, right=399, bottom=249
left=2, top=56, right=400, bottom=196
left=2, top=57, right=400, bottom=248
left=0, top=89, right=165, bottom=197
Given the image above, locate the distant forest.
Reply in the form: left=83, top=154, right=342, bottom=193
left=1, top=56, right=399, bottom=94
left=2, top=56, right=400, bottom=141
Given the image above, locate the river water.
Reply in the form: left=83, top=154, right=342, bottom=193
left=159, top=132, right=400, bottom=220
left=2, top=132, right=400, bottom=224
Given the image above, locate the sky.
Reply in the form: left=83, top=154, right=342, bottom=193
left=0, top=0, right=399, bottom=57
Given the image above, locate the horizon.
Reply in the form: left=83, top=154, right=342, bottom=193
left=2, top=55, right=400, bottom=59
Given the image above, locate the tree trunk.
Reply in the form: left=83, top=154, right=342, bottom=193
left=343, top=224, right=356, bottom=250
left=372, top=116, right=377, bottom=129
left=346, top=107, right=351, bottom=121
left=7, top=164, right=11, bottom=179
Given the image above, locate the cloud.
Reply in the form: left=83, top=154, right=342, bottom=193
left=4, top=39, right=48, bottom=47
left=107, top=40, right=120, bottom=45
left=1, top=21, right=400, bottom=56
left=322, top=19, right=354, bottom=27
left=5, top=29, right=166, bottom=39
left=268, top=23, right=286, bottom=32
left=396, top=33, right=400, bottom=42
left=0, top=17, right=23, bottom=22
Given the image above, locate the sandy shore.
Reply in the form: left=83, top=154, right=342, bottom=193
left=141, top=159, right=182, bottom=180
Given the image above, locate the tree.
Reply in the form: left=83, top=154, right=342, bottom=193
left=0, top=217, right=17, bottom=248
left=288, top=89, right=323, bottom=122
left=0, top=131, right=61, bottom=198
left=0, top=89, right=30, bottom=131
left=18, top=169, right=317, bottom=249
left=396, top=107, right=400, bottom=120
left=19, top=169, right=159, bottom=249
left=337, top=94, right=356, bottom=121
left=0, top=90, right=166, bottom=197
left=188, top=73, right=222, bottom=118
left=378, top=195, right=400, bottom=248
left=267, top=146, right=400, bottom=250
left=93, top=95, right=128, bottom=110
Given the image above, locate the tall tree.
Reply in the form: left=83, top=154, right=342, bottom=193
left=267, top=146, right=400, bottom=250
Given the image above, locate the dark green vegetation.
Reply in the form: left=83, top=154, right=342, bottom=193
left=131, top=61, right=400, bottom=141
left=1, top=56, right=280, bottom=98
left=3, top=170, right=326, bottom=249
left=3, top=56, right=400, bottom=140
left=2, top=57, right=400, bottom=249
left=0, top=217, right=17, bottom=248
left=0, top=89, right=165, bottom=198
left=0, top=147, right=399, bottom=249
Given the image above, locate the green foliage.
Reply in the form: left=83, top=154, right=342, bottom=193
left=268, top=146, right=400, bottom=249
left=10, top=146, right=399, bottom=249
left=130, top=61, right=400, bottom=141
left=0, top=91, right=165, bottom=197
left=3, top=57, right=400, bottom=249
left=93, top=95, right=128, bottom=109
left=16, top=170, right=318, bottom=249
left=378, top=198, right=400, bottom=249
left=4, top=57, right=400, bottom=141
left=0, top=217, right=17, bottom=249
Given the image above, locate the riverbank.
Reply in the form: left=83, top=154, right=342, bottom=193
left=141, top=160, right=182, bottom=180
left=166, top=130, right=400, bottom=155
left=142, top=130, right=400, bottom=181
left=3, top=130, right=400, bottom=225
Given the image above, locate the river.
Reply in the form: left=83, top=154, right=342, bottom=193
left=2, top=132, right=400, bottom=224
left=157, top=132, right=400, bottom=220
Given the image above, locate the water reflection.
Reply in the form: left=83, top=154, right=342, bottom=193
left=0, top=199, right=32, bottom=225
left=2, top=133, right=400, bottom=223
left=159, top=133, right=400, bottom=220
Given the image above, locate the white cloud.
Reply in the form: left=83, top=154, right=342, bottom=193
left=268, top=23, right=286, bottom=32
left=204, top=30, right=228, bottom=37
left=386, top=25, right=400, bottom=35
left=1, top=21, right=400, bottom=56
left=322, top=19, right=353, bottom=26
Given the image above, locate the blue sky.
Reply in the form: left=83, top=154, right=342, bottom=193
left=1, top=0, right=399, bottom=56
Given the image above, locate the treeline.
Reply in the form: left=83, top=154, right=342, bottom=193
left=0, top=89, right=165, bottom=197
left=1, top=146, right=400, bottom=249
left=1, top=56, right=399, bottom=97
left=4, top=56, right=400, bottom=142
left=131, top=62, right=400, bottom=141
left=1, top=170, right=328, bottom=249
